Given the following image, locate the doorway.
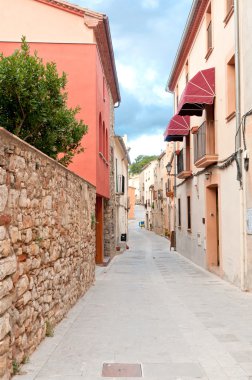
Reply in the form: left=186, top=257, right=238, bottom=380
left=206, top=185, right=220, bottom=268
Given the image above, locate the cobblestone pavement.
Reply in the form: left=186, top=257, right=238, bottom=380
left=15, top=206, right=252, bottom=379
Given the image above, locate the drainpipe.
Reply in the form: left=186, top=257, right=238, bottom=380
left=234, top=0, right=247, bottom=291
left=173, top=144, right=177, bottom=250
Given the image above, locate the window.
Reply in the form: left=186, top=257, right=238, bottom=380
left=185, top=61, right=189, bottom=84
left=187, top=196, right=191, bottom=230
left=226, top=55, right=236, bottom=121
left=117, top=175, right=125, bottom=194
left=102, top=122, right=105, bottom=155
left=226, top=0, right=234, bottom=13
left=178, top=198, right=181, bottom=227
left=224, top=0, right=234, bottom=25
left=115, top=158, right=118, bottom=191
left=205, top=3, right=213, bottom=59
left=105, top=129, right=108, bottom=160
left=207, top=20, right=212, bottom=51
left=176, top=84, right=179, bottom=109
left=99, top=113, right=102, bottom=153
left=103, top=77, right=106, bottom=102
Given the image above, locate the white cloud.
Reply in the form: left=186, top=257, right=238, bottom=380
left=141, top=0, right=159, bottom=9
left=117, top=61, right=172, bottom=107
left=128, top=133, right=166, bottom=162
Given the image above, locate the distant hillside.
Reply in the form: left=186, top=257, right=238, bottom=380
left=129, top=155, right=158, bottom=175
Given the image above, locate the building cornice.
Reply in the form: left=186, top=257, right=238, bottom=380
left=166, top=0, right=209, bottom=92
left=34, top=0, right=120, bottom=104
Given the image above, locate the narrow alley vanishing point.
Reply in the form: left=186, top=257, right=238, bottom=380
left=15, top=206, right=252, bottom=380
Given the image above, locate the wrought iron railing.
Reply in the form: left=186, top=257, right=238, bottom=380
left=177, top=149, right=184, bottom=174
left=194, top=120, right=215, bottom=163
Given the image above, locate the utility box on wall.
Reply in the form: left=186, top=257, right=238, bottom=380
left=121, top=233, right=127, bottom=241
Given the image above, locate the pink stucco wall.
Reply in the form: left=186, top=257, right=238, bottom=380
left=0, top=42, right=110, bottom=199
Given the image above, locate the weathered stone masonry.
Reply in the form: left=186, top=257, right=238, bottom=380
left=0, top=128, right=96, bottom=380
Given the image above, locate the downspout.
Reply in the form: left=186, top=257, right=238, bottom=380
left=234, top=0, right=247, bottom=290
left=173, top=143, right=177, bottom=250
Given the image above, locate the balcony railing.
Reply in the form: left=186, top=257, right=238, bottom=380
left=166, top=179, right=174, bottom=197
left=194, top=120, right=218, bottom=168
left=158, top=190, right=163, bottom=200
left=177, top=148, right=192, bottom=179
left=177, top=149, right=184, bottom=174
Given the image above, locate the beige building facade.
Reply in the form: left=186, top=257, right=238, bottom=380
left=114, top=136, right=130, bottom=251
left=165, top=0, right=246, bottom=287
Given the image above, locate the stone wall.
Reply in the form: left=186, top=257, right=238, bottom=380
left=0, top=128, right=96, bottom=380
left=104, top=92, right=116, bottom=259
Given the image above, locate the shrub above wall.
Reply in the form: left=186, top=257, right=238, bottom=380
left=0, top=128, right=96, bottom=379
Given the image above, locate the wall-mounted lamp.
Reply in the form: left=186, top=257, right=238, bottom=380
left=166, top=162, right=176, bottom=176
left=204, top=171, right=212, bottom=180
left=244, top=150, right=249, bottom=172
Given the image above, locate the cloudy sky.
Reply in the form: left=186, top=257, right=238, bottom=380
left=76, top=0, right=192, bottom=161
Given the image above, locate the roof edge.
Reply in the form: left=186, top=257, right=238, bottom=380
left=166, top=0, right=209, bottom=92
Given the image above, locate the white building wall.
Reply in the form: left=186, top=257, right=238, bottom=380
left=114, top=138, right=129, bottom=249
left=171, top=0, right=242, bottom=286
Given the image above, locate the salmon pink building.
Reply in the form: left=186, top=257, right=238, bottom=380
left=0, top=0, right=121, bottom=264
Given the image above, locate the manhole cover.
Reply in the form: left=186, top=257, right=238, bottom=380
left=102, top=363, right=142, bottom=377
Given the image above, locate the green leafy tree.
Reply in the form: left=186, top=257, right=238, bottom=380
left=0, top=37, right=88, bottom=166
left=129, top=155, right=158, bottom=175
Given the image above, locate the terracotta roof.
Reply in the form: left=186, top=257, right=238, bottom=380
left=166, top=0, right=209, bottom=92
left=35, top=0, right=120, bottom=104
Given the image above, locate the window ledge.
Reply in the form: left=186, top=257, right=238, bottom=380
left=177, top=170, right=192, bottom=180
left=205, top=47, right=214, bottom=61
left=187, top=228, right=192, bottom=233
left=195, top=154, right=218, bottom=168
left=99, top=151, right=108, bottom=165
left=224, top=6, right=234, bottom=26
left=226, top=111, right=236, bottom=123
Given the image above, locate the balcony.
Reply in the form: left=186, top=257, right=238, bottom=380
left=158, top=190, right=163, bottom=200
left=177, top=148, right=192, bottom=179
left=194, top=121, right=218, bottom=168
left=166, top=179, right=174, bottom=198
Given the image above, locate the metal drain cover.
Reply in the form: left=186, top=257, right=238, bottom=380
left=102, top=363, right=142, bottom=377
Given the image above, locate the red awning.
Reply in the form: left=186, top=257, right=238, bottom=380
left=177, top=68, right=215, bottom=116
left=164, top=114, right=190, bottom=142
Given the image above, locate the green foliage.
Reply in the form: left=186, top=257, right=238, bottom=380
left=45, top=320, right=54, bottom=337
left=129, top=155, right=158, bottom=175
left=12, top=360, right=20, bottom=375
left=0, top=37, right=88, bottom=166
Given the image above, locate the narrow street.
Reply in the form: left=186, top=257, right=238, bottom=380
left=15, top=206, right=252, bottom=380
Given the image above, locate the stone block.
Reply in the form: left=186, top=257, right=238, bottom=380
left=0, top=256, right=17, bottom=281
left=16, top=275, right=29, bottom=298
left=0, top=240, right=12, bottom=259
left=0, top=186, right=8, bottom=213
left=0, top=313, right=11, bottom=340
left=0, top=295, right=12, bottom=316
left=22, top=291, right=31, bottom=305
left=0, top=353, right=7, bottom=377
left=19, top=189, right=28, bottom=208
left=0, top=215, right=11, bottom=226
left=8, top=189, right=20, bottom=209
left=9, top=226, right=19, bottom=244
left=22, top=215, right=33, bottom=229
left=0, top=335, right=10, bottom=356
left=0, top=168, right=6, bottom=185
left=43, top=195, right=52, bottom=210
left=0, top=278, right=13, bottom=300
left=0, top=227, right=6, bottom=241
